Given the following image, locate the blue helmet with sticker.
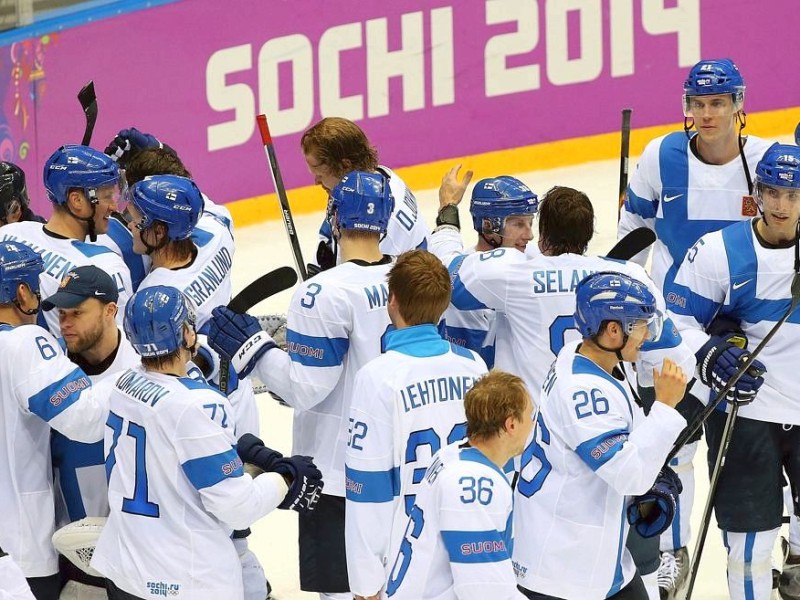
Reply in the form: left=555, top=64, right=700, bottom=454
left=124, top=285, right=196, bottom=358
left=683, top=59, right=745, bottom=107
left=574, top=271, right=661, bottom=339
left=0, top=240, right=43, bottom=304
left=43, top=145, right=121, bottom=205
left=470, top=176, right=539, bottom=236
left=755, top=144, right=800, bottom=191
left=128, top=175, right=203, bottom=241
left=794, top=121, right=800, bottom=147
left=328, top=171, right=394, bottom=235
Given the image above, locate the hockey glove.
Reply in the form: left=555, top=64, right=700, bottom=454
left=627, top=467, right=683, bottom=538
left=209, top=306, right=277, bottom=378
left=256, top=313, right=288, bottom=350
left=271, top=455, right=324, bottom=514
left=236, top=433, right=284, bottom=473
left=316, top=239, right=337, bottom=272
left=104, top=127, right=164, bottom=165
left=696, top=336, right=766, bottom=405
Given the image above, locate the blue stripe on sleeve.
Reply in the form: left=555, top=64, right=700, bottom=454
left=575, top=428, right=629, bottom=472
left=448, top=257, right=488, bottom=311
left=28, top=367, right=92, bottom=422
left=441, top=529, right=511, bottom=563
left=181, top=447, right=243, bottom=490
left=286, top=330, right=349, bottom=367
left=624, top=188, right=658, bottom=219
left=345, top=465, right=400, bottom=503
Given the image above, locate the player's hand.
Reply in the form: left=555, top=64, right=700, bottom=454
left=271, top=455, right=324, bottom=513
left=236, top=433, right=284, bottom=473
left=697, top=336, right=766, bottom=405
left=104, top=127, right=163, bottom=165
left=209, top=306, right=277, bottom=377
left=626, top=466, right=682, bottom=538
left=653, top=358, right=687, bottom=409
left=256, top=313, right=288, bottom=350
left=438, top=164, right=473, bottom=208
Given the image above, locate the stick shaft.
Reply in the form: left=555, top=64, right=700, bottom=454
left=617, top=108, right=632, bottom=220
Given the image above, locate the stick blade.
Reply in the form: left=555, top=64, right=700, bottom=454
left=228, top=266, right=298, bottom=314
left=605, top=227, right=656, bottom=260
left=78, top=81, right=96, bottom=113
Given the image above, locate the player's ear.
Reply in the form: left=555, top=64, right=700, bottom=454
left=105, top=301, right=118, bottom=320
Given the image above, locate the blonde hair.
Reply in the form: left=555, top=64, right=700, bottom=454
left=465, top=370, right=530, bottom=440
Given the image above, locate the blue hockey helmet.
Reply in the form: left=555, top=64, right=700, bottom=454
left=794, top=121, right=800, bottom=147
left=328, top=171, right=394, bottom=235
left=683, top=59, right=745, bottom=116
left=574, top=271, right=662, bottom=339
left=470, top=176, right=539, bottom=236
left=127, top=175, right=203, bottom=241
left=755, top=144, right=800, bottom=205
left=43, top=145, right=123, bottom=205
left=0, top=240, right=43, bottom=304
left=124, top=285, right=196, bottom=358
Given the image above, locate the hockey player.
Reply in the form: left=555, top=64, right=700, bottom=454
left=384, top=370, right=533, bottom=600
left=39, top=266, right=138, bottom=598
left=0, top=161, right=44, bottom=226
left=301, top=117, right=429, bottom=272
left=514, top=271, right=687, bottom=599
left=208, top=170, right=395, bottom=600
left=666, top=144, right=800, bottom=600
left=91, top=285, right=322, bottom=600
left=432, top=171, right=539, bottom=366
left=0, top=241, right=108, bottom=600
left=0, top=145, right=132, bottom=336
left=448, top=186, right=694, bottom=400
left=617, top=58, right=774, bottom=596
left=344, top=249, right=488, bottom=598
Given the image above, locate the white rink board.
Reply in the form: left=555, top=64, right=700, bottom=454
left=233, top=149, right=792, bottom=599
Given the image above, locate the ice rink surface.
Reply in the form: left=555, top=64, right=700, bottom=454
left=231, top=146, right=792, bottom=599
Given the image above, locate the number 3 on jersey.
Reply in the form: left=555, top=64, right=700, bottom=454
left=106, top=411, right=160, bottom=517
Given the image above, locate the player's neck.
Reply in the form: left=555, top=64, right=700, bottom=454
left=46, top=212, right=88, bottom=240
left=468, top=437, right=513, bottom=470
left=0, top=305, right=27, bottom=326
left=694, top=133, right=740, bottom=166
left=146, top=354, right=189, bottom=378
left=578, top=339, right=619, bottom=374
left=339, top=237, right=383, bottom=263
left=80, top=325, right=119, bottom=365
left=150, top=246, right=193, bottom=270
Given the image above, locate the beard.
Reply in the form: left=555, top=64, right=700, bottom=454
left=65, top=322, right=105, bottom=355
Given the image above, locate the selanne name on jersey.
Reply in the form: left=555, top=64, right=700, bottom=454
left=532, top=268, right=597, bottom=294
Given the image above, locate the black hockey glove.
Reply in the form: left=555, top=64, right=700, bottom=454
left=627, top=466, right=683, bottom=538
left=316, top=239, right=336, bottom=272
left=209, top=306, right=277, bottom=378
left=271, top=456, right=324, bottom=514
left=236, top=433, right=283, bottom=472
left=104, top=127, right=166, bottom=167
left=696, top=336, right=766, bottom=405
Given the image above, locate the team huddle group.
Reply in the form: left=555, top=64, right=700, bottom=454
left=0, top=57, right=799, bottom=600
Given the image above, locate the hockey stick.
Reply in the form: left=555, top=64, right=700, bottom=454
left=78, top=81, right=97, bottom=146
left=257, top=114, right=308, bottom=281
left=605, top=227, right=655, bottom=261
left=217, top=266, right=298, bottom=394
left=617, top=108, right=632, bottom=221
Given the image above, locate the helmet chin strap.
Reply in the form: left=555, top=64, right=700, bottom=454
left=479, top=232, right=502, bottom=249
left=65, top=189, right=99, bottom=242
left=593, top=333, right=628, bottom=363
left=14, top=286, right=40, bottom=316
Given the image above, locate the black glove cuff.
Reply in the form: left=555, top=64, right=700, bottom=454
left=436, top=204, right=460, bottom=229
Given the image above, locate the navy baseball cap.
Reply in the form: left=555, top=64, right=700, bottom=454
left=42, top=265, right=119, bottom=311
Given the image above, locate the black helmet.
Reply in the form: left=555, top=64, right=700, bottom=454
left=0, top=161, right=29, bottom=221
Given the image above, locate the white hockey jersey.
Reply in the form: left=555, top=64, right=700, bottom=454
left=92, top=367, right=287, bottom=599
left=448, top=248, right=695, bottom=397
left=513, top=341, right=685, bottom=598
left=384, top=443, right=524, bottom=600
left=667, top=219, right=800, bottom=425
left=254, top=258, right=394, bottom=496
left=316, top=166, right=430, bottom=265
left=0, top=323, right=106, bottom=577
left=345, top=325, right=487, bottom=595
left=618, top=132, right=773, bottom=291
left=52, top=331, right=140, bottom=524
left=0, top=221, right=133, bottom=336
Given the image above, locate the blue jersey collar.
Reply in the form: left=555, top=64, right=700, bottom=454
left=384, top=324, right=450, bottom=357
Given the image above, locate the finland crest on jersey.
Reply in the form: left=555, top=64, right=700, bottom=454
left=619, top=132, right=773, bottom=291
left=0, top=221, right=133, bottom=336
left=513, top=341, right=685, bottom=599
left=253, top=259, right=395, bottom=497
left=448, top=248, right=694, bottom=398
left=667, top=219, right=800, bottom=425
left=344, top=325, right=488, bottom=595
left=384, top=443, right=521, bottom=600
